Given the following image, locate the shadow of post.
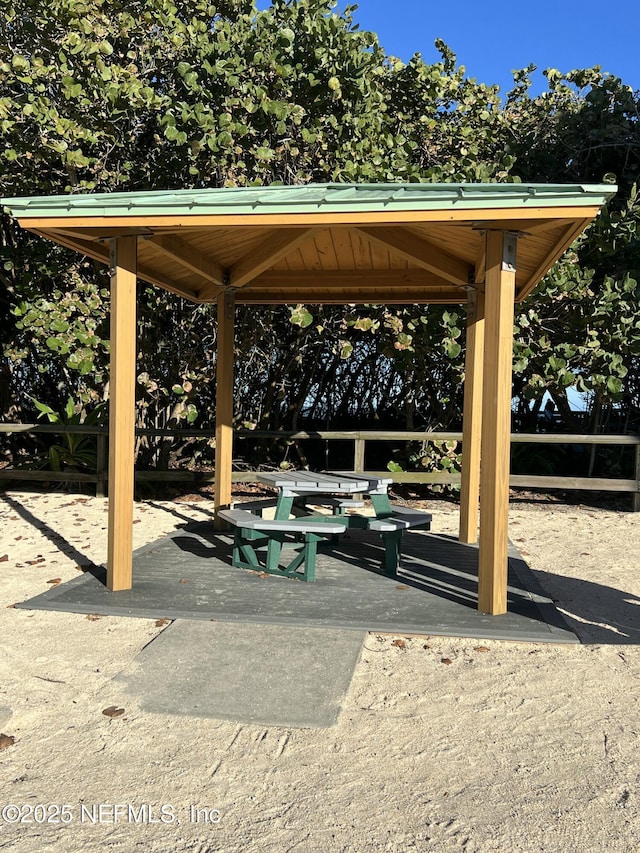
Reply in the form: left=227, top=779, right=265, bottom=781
left=1, top=493, right=101, bottom=574
left=530, top=570, right=640, bottom=644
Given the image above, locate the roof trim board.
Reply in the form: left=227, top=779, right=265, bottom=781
left=9, top=205, right=607, bottom=230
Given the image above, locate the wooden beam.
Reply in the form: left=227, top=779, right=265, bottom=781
left=472, top=219, right=561, bottom=234
left=249, top=269, right=451, bottom=290
left=214, top=290, right=235, bottom=528
left=107, top=237, right=137, bottom=591
left=356, top=226, right=473, bottom=286
left=229, top=228, right=320, bottom=288
left=477, top=231, right=517, bottom=615
left=194, top=282, right=227, bottom=302
left=234, top=289, right=464, bottom=305
left=33, top=228, right=201, bottom=301
left=17, top=205, right=602, bottom=230
left=459, top=289, right=485, bottom=544
left=34, top=225, right=153, bottom=240
left=148, top=234, right=225, bottom=286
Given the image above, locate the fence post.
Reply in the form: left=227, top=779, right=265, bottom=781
left=633, top=442, right=640, bottom=513
left=353, top=437, right=365, bottom=472
left=96, top=434, right=107, bottom=498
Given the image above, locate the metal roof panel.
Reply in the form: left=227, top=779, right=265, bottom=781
left=1, top=182, right=617, bottom=219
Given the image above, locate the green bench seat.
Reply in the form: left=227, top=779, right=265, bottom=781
left=217, top=508, right=346, bottom=582
left=368, top=508, right=432, bottom=575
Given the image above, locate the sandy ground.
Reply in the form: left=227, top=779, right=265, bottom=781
left=1, top=488, right=640, bottom=852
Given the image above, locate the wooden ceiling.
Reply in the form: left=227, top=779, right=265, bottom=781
left=4, top=183, right=614, bottom=305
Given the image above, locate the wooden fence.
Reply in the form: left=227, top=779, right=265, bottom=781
left=1, top=423, right=639, bottom=510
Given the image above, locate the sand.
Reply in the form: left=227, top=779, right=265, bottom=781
left=1, top=488, right=640, bottom=852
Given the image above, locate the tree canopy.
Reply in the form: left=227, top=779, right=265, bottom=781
left=1, top=0, right=639, bottom=472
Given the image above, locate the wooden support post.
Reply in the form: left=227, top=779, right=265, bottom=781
left=107, top=237, right=137, bottom=591
left=459, top=289, right=485, bottom=543
left=214, top=290, right=235, bottom=527
left=478, top=231, right=517, bottom=615
left=353, top=437, right=365, bottom=472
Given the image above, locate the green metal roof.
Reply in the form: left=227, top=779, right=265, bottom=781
left=1, top=182, right=617, bottom=218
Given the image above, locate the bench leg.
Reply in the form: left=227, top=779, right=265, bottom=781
left=381, top=530, right=402, bottom=576
left=302, top=533, right=320, bottom=582
left=234, top=529, right=265, bottom=570
left=231, top=528, right=323, bottom=582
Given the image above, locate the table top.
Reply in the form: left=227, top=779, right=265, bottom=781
left=327, top=470, right=393, bottom=491
left=257, top=470, right=391, bottom=494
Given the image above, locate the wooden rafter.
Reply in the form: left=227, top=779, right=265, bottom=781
left=355, top=226, right=473, bottom=286
left=147, top=234, right=225, bottom=286
left=31, top=228, right=110, bottom=265
left=517, top=218, right=593, bottom=301
left=40, top=228, right=201, bottom=301
left=229, top=227, right=321, bottom=288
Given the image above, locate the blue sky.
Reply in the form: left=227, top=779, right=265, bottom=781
left=257, top=1, right=640, bottom=97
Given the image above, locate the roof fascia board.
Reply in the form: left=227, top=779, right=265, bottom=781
left=13, top=203, right=606, bottom=230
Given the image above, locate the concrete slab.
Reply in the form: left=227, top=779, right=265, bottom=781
left=111, top=621, right=365, bottom=728
left=17, top=525, right=577, bottom=644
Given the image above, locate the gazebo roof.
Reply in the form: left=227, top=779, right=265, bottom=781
left=2, top=182, right=615, bottom=304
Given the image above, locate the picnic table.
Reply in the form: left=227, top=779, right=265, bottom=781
left=257, top=469, right=394, bottom=520
left=220, top=470, right=431, bottom=581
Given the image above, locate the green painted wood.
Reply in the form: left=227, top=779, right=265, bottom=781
left=218, top=508, right=345, bottom=582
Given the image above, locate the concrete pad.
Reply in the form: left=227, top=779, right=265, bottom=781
left=112, top=621, right=365, bottom=728
left=17, top=527, right=578, bottom=644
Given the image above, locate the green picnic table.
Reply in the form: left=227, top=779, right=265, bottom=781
left=220, top=470, right=431, bottom=580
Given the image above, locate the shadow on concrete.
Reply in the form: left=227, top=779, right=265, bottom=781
left=530, top=569, right=640, bottom=644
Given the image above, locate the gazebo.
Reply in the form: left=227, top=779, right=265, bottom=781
left=1, top=183, right=615, bottom=615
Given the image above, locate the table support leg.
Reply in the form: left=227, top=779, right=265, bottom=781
left=381, top=531, right=402, bottom=576
left=370, top=493, right=393, bottom=518
left=266, top=494, right=294, bottom=568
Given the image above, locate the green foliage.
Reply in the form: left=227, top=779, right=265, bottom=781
left=505, top=66, right=640, bottom=426
left=0, top=0, right=512, bottom=435
left=388, top=438, right=462, bottom=494
left=31, top=395, right=105, bottom=471
left=1, top=0, right=639, bottom=468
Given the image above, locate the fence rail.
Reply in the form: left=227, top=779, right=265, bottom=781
left=1, top=423, right=639, bottom=510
